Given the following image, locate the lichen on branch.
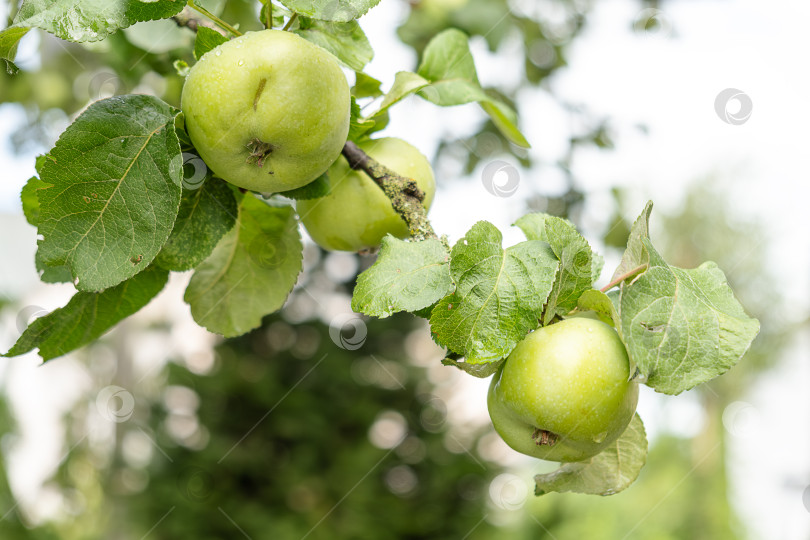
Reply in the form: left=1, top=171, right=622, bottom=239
left=341, top=141, right=437, bottom=242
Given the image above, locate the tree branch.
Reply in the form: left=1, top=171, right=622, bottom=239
left=342, top=141, right=437, bottom=241
left=172, top=7, right=226, bottom=35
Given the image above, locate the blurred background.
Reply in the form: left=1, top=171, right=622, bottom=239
left=1, top=0, right=808, bottom=538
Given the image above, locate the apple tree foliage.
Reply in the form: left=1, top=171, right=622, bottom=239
left=1, top=0, right=759, bottom=497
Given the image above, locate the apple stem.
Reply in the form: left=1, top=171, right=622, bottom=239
left=532, top=428, right=558, bottom=447
left=265, top=2, right=273, bottom=29
left=342, top=141, right=438, bottom=242
left=282, top=13, right=299, bottom=32
left=600, top=264, right=649, bottom=293
left=188, top=1, right=243, bottom=37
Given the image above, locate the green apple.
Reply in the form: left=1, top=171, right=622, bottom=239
left=181, top=29, right=351, bottom=192
left=296, top=137, right=436, bottom=252
left=488, top=318, right=638, bottom=462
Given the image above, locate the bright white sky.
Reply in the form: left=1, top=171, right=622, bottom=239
left=0, top=0, right=808, bottom=537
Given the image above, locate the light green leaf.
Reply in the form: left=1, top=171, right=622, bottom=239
left=615, top=240, right=760, bottom=395
left=515, top=213, right=597, bottom=323
left=12, top=0, right=186, bottom=42
left=352, top=71, right=383, bottom=98
left=277, top=0, right=382, bottom=22
left=36, top=249, right=73, bottom=284
left=441, top=356, right=504, bottom=378
left=0, top=27, right=29, bottom=74
left=156, top=178, right=238, bottom=272
left=576, top=289, right=619, bottom=328
left=4, top=266, right=169, bottom=361
left=277, top=171, right=331, bottom=200
left=184, top=196, right=302, bottom=337
left=21, top=176, right=48, bottom=226
left=37, top=95, right=183, bottom=292
left=193, top=26, right=229, bottom=60
left=370, top=71, right=430, bottom=121
left=348, top=96, right=376, bottom=141
left=352, top=237, right=452, bottom=318
left=612, top=201, right=653, bottom=283
left=429, top=221, right=558, bottom=363
left=416, top=29, right=529, bottom=147
left=535, top=414, right=647, bottom=496
left=295, top=18, right=373, bottom=71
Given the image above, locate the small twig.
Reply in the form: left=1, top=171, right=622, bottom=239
left=265, top=1, right=273, bottom=29
left=342, top=141, right=437, bottom=241
left=188, top=0, right=242, bottom=36
left=600, top=264, right=648, bottom=293
left=282, top=12, right=299, bottom=31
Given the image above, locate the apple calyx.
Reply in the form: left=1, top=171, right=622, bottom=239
left=532, top=428, right=558, bottom=447
left=246, top=138, right=275, bottom=170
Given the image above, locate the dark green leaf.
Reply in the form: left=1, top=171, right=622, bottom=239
left=12, top=0, right=186, bottom=42
left=184, top=197, right=302, bottom=337
left=294, top=19, right=372, bottom=71
left=194, top=26, right=229, bottom=60
left=35, top=249, right=73, bottom=284
left=37, top=95, right=183, bottom=292
left=535, top=414, right=647, bottom=496
left=441, top=356, right=503, bottom=378
left=352, top=237, right=453, bottom=318
left=4, top=266, right=169, bottom=361
left=429, top=221, right=558, bottom=363
left=156, top=177, right=238, bottom=272
left=277, top=0, right=382, bottom=22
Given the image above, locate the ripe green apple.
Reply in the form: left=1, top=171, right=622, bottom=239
left=180, top=29, right=351, bottom=193
left=488, top=318, right=638, bottom=462
left=296, top=137, right=436, bottom=252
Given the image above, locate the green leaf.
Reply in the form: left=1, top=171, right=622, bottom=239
left=348, top=97, right=376, bottom=142
left=193, top=26, right=229, bottom=60
left=441, top=356, right=503, bottom=378
left=36, top=95, right=183, bottom=292
left=155, top=178, right=238, bottom=272
left=12, top=0, right=186, bottom=42
left=352, top=71, right=383, bottom=98
left=36, top=248, right=73, bottom=284
left=535, top=414, right=647, bottom=496
left=277, top=0, right=382, bottom=22
left=4, top=266, right=169, bottom=361
left=0, top=27, right=29, bottom=74
left=515, top=213, right=597, bottom=323
left=260, top=2, right=289, bottom=28
left=294, top=18, right=372, bottom=71
left=416, top=29, right=529, bottom=147
left=277, top=171, right=331, bottom=200
left=21, top=176, right=48, bottom=226
left=615, top=240, right=760, bottom=395
left=429, top=221, right=558, bottom=363
left=611, top=201, right=653, bottom=283
left=370, top=71, right=430, bottom=121
left=184, top=196, right=302, bottom=337
left=352, top=237, right=453, bottom=318
left=576, top=289, right=619, bottom=327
